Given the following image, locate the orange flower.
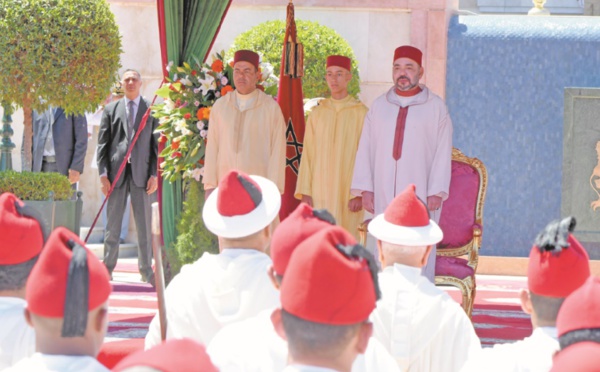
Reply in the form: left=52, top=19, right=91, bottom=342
left=221, top=85, right=234, bottom=96
left=196, top=107, right=211, bottom=120
left=211, top=60, right=224, bottom=73
left=202, top=107, right=211, bottom=120
left=171, top=141, right=180, bottom=150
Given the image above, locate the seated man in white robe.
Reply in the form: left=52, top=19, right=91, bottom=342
left=368, top=184, right=480, bottom=372
left=113, top=338, right=218, bottom=372
left=273, top=225, right=380, bottom=372
left=208, top=203, right=400, bottom=371
left=7, top=227, right=112, bottom=372
left=462, top=217, right=591, bottom=372
left=145, top=170, right=280, bottom=348
left=0, top=193, right=47, bottom=369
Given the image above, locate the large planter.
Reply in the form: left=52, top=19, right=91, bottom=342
left=26, top=191, right=83, bottom=236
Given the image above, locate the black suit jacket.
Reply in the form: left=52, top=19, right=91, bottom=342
left=29, top=107, right=88, bottom=176
left=96, top=97, right=158, bottom=188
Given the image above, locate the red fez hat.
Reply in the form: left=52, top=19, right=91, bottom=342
left=233, top=50, right=260, bottom=70
left=26, top=227, right=111, bottom=320
left=369, top=184, right=443, bottom=246
left=528, top=217, right=590, bottom=298
left=393, top=45, right=423, bottom=66
left=553, top=277, right=600, bottom=370
left=557, top=276, right=600, bottom=338
left=203, top=170, right=281, bottom=239
left=113, top=338, right=218, bottom=372
left=271, top=203, right=335, bottom=276
left=326, top=55, right=352, bottom=71
left=280, top=226, right=379, bottom=325
left=550, top=342, right=600, bottom=372
left=0, top=192, right=45, bottom=264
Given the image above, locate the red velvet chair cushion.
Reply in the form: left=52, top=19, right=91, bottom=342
left=438, top=161, right=480, bottom=249
left=435, top=256, right=475, bottom=279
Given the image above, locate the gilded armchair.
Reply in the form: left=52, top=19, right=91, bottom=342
left=434, top=148, right=488, bottom=318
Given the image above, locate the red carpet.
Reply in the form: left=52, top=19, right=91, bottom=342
left=101, top=263, right=532, bottom=366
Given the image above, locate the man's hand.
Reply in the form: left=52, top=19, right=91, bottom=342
left=205, top=188, right=215, bottom=201
left=68, top=169, right=80, bottom=184
left=100, top=176, right=111, bottom=196
left=362, top=191, right=374, bottom=214
left=348, top=196, right=363, bottom=212
left=301, top=195, right=313, bottom=207
left=427, top=195, right=442, bottom=212
left=146, top=176, right=158, bottom=195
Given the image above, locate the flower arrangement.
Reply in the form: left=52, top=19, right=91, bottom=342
left=152, top=51, right=278, bottom=182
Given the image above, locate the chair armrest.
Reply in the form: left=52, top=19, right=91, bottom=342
left=472, top=221, right=482, bottom=238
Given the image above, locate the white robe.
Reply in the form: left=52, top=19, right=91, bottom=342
left=351, top=86, right=452, bottom=214
left=0, top=297, right=35, bottom=369
left=371, top=264, right=480, bottom=372
left=145, top=248, right=279, bottom=348
left=461, top=327, right=558, bottom=372
left=207, top=308, right=400, bottom=372
left=4, top=353, right=109, bottom=372
left=283, top=366, right=339, bottom=372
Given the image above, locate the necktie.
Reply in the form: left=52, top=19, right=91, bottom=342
left=128, top=100, right=135, bottom=142
left=393, top=106, right=409, bottom=160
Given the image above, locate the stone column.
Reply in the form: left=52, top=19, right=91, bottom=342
left=409, top=0, right=459, bottom=99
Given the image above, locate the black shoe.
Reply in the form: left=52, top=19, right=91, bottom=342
left=141, top=271, right=156, bottom=288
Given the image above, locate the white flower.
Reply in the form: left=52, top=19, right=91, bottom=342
left=181, top=127, right=191, bottom=136
left=180, top=77, right=192, bottom=86
left=173, top=74, right=178, bottom=82
left=260, top=63, right=274, bottom=81
left=174, top=119, right=187, bottom=133
left=193, top=87, right=201, bottom=94
left=164, top=99, right=175, bottom=113
left=166, top=61, right=173, bottom=70
left=198, top=75, right=216, bottom=96
left=215, top=91, right=221, bottom=98
left=191, top=167, right=203, bottom=182
left=220, top=76, right=228, bottom=86
left=200, top=129, right=207, bottom=138
left=159, top=116, right=170, bottom=124
left=194, top=100, right=200, bottom=107
left=196, top=121, right=203, bottom=130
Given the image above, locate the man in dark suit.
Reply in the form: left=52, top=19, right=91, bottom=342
left=29, top=107, right=87, bottom=184
left=97, top=69, right=158, bottom=284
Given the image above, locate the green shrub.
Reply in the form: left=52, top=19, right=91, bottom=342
left=0, top=171, right=72, bottom=201
left=167, top=179, right=218, bottom=276
left=230, top=20, right=360, bottom=99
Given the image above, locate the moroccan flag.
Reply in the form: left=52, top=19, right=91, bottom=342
left=277, top=1, right=305, bottom=220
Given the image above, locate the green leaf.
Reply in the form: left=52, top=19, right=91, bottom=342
left=155, top=84, right=173, bottom=98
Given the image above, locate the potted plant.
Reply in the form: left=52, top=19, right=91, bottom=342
left=0, top=171, right=83, bottom=235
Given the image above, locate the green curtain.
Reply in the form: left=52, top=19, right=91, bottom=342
left=160, top=0, right=231, bottom=251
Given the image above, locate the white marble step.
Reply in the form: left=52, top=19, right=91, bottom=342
left=80, top=226, right=105, bottom=244
left=87, top=243, right=138, bottom=260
